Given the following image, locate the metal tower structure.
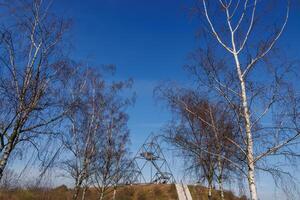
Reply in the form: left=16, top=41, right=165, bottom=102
left=131, top=134, right=175, bottom=184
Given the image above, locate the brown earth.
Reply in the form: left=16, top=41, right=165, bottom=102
left=0, top=184, right=247, bottom=200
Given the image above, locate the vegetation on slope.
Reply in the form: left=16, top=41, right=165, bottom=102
left=0, top=184, right=247, bottom=200
left=188, top=185, right=247, bottom=200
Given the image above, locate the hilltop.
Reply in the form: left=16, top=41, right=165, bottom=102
left=0, top=184, right=247, bottom=200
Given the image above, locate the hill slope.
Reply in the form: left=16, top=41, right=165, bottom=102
left=0, top=184, right=246, bottom=200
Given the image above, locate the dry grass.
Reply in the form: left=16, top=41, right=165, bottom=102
left=0, top=184, right=246, bottom=200
left=188, top=185, right=247, bottom=200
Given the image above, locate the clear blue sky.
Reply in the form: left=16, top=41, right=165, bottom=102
left=53, top=1, right=300, bottom=199
left=56, top=0, right=199, bottom=149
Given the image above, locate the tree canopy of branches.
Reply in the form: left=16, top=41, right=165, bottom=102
left=60, top=66, right=134, bottom=200
left=92, top=81, right=133, bottom=200
left=156, top=87, right=242, bottom=200
left=177, top=0, right=300, bottom=199
left=0, top=0, right=71, bottom=180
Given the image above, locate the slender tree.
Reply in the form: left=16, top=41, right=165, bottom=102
left=61, top=67, right=104, bottom=200
left=0, top=0, right=71, bottom=180
left=186, top=1, right=300, bottom=199
left=92, top=77, right=133, bottom=200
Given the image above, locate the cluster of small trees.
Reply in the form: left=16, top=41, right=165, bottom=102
left=156, top=88, right=242, bottom=200
left=60, top=67, right=134, bottom=200
left=157, top=0, right=300, bottom=200
left=0, top=1, right=134, bottom=200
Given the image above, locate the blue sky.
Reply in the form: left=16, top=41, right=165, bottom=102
left=56, top=0, right=199, bottom=149
left=50, top=0, right=300, bottom=199
left=56, top=0, right=300, bottom=149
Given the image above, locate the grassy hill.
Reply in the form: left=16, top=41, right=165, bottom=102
left=188, top=185, right=247, bottom=200
left=0, top=184, right=246, bottom=200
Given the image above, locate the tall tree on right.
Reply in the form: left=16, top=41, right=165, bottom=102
left=188, top=1, right=300, bottom=199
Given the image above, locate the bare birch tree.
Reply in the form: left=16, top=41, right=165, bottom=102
left=60, top=65, right=133, bottom=200
left=0, top=0, right=71, bottom=180
left=186, top=1, right=300, bottom=199
left=156, top=87, right=241, bottom=200
left=61, top=67, right=104, bottom=200
left=92, top=78, right=133, bottom=200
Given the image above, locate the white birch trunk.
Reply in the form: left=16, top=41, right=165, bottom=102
left=72, top=183, right=81, bottom=200
left=112, top=188, right=116, bottom=200
left=201, top=1, right=287, bottom=199
left=217, top=156, right=225, bottom=200
left=0, top=142, right=14, bottom=180
left=232, top=50, right=258, bottom=200
left=208, top=183, right=212, bottom=200
left=99, top=187, right=105, bottom=200
left=81, top=186, right=88, bottom=200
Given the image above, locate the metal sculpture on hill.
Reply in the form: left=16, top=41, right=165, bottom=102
left=130, top=134, right=175, bottom=184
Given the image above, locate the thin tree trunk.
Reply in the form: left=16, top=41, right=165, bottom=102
left=73, top=184, right=81, bottom=200
left=73, top=177, right=84, bottom=200
left=231, top=35, right=258, bottom=200
left=208, top=182, right=212, bottom=200
left=0, top=128, right=20, bottom=180
left=218, top=178, right=225, bottom=200
left=217, top=156, right=225, bottom=200
left=234, top=56, right=258, bottom=200
left=112, top=187, right=117, bottom=200
left=81, top=186, right=88, bottom=200
left=0, top=142, right=14, bottom=180
left=209, top=107, right=225, bottom=200
left=99, top=187, right=105, bottom=200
